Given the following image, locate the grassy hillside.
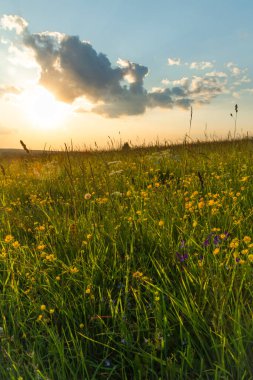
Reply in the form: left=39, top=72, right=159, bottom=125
left=0, top=138, right=252, bottom=379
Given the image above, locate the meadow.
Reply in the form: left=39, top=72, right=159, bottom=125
left=0, top=138, right=252, bottom=379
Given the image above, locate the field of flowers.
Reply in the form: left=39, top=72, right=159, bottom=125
left=0, top=139, right=252, bottom=379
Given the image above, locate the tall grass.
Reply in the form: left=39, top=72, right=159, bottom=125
left=0, top=138, right=252, bottom=379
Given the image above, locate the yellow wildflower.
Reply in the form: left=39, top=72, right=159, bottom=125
left=243, top=236, right=251, bottom=244
left=12, top=241, right=20, bottom=249
left=70, top=266, right=79, bottom=274
left=45, top=254, right=56, bottom=261
left=198, top=201, right=205, bottom=209
left=213, top=248, right=220, bottom=255
left=4, top=235, right=14, bottom=243
left=37, top=225, right=45, bottom=231
left=133, top=271, right=143, bottom=278
left=37, top=244, right=46, bottom=250
left=240, top=176, right=250, bottom=182
left=248, top=254, right=253, bottom=262
left=40, top=305, right=46, bottom=311
left=158, top=220, right=164, bottom=227
left=230, top=240, right=239, bottom=249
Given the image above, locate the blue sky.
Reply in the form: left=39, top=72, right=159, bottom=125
left=0, top=0, right=253, bottom=149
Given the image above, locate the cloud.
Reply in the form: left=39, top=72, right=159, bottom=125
left=232, top=92, right=240, bottom=99
left=22, top=30, right=227, bottom=115
left=161, top=79, right=169, bottom=85
left=148, top=74, right=226, bottom=109
left=226, top=62, right=241, bottom=76
left=168, top=57, right=181, bottom=66
left=0, top=85, right=21, bottom=97
left=205, top=71, right=227, bottom=78
left=7, top=44, right=40, bottom=69
left=243, top=88, right=253, bottom=94
left=0, top=14, right=230, bottom=117
left=0, top=14, right=28, bottom=35
left=168, top=77, right=189, bottom=87
left=233, top=75, right=251, bottom=86
left=189, top=61, right=214, bottom=70
left=0, top=37, right=8, bottom=44
left=22, top=31, right=150, bottom=117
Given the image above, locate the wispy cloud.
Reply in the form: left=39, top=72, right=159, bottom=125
left=226, top=62, right=241, bottom=76
left=205, top=71, right=227, bottom=78
left=243, top=88, right=253, bottom=94
left=168, top=57, right=181, bottom=66
left=0, top=85, right=21, bottom=97
left=232, top=91, right=240, bottom=99
left=189, top=61, right=214, bottom=70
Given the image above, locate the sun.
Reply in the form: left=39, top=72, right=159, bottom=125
left=20, top=86, right=71, bottom=130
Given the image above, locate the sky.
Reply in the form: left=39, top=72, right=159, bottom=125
left=0, top=0, right=253, bottom=150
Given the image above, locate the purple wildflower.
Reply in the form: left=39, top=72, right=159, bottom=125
left=213, top=235, right=220, bottom=245
left=203, top=236, right=212, bottom=246
left=176, top=252, right=188, bottom=262
left=224, top=231, right=230, bottom=239
left=203, top=233, right=214, bottom=247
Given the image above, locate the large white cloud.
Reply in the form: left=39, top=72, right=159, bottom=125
left=0, top=15, right=28, bottom=35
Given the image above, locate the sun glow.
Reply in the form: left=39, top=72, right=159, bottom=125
left=19, top=86, right=71, bottom=130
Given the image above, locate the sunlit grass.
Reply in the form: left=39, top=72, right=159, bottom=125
left=0, top=138, right=252, bottom=379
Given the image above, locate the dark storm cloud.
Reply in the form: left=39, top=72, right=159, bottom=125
left=1, top=15, right=227, bottom=117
